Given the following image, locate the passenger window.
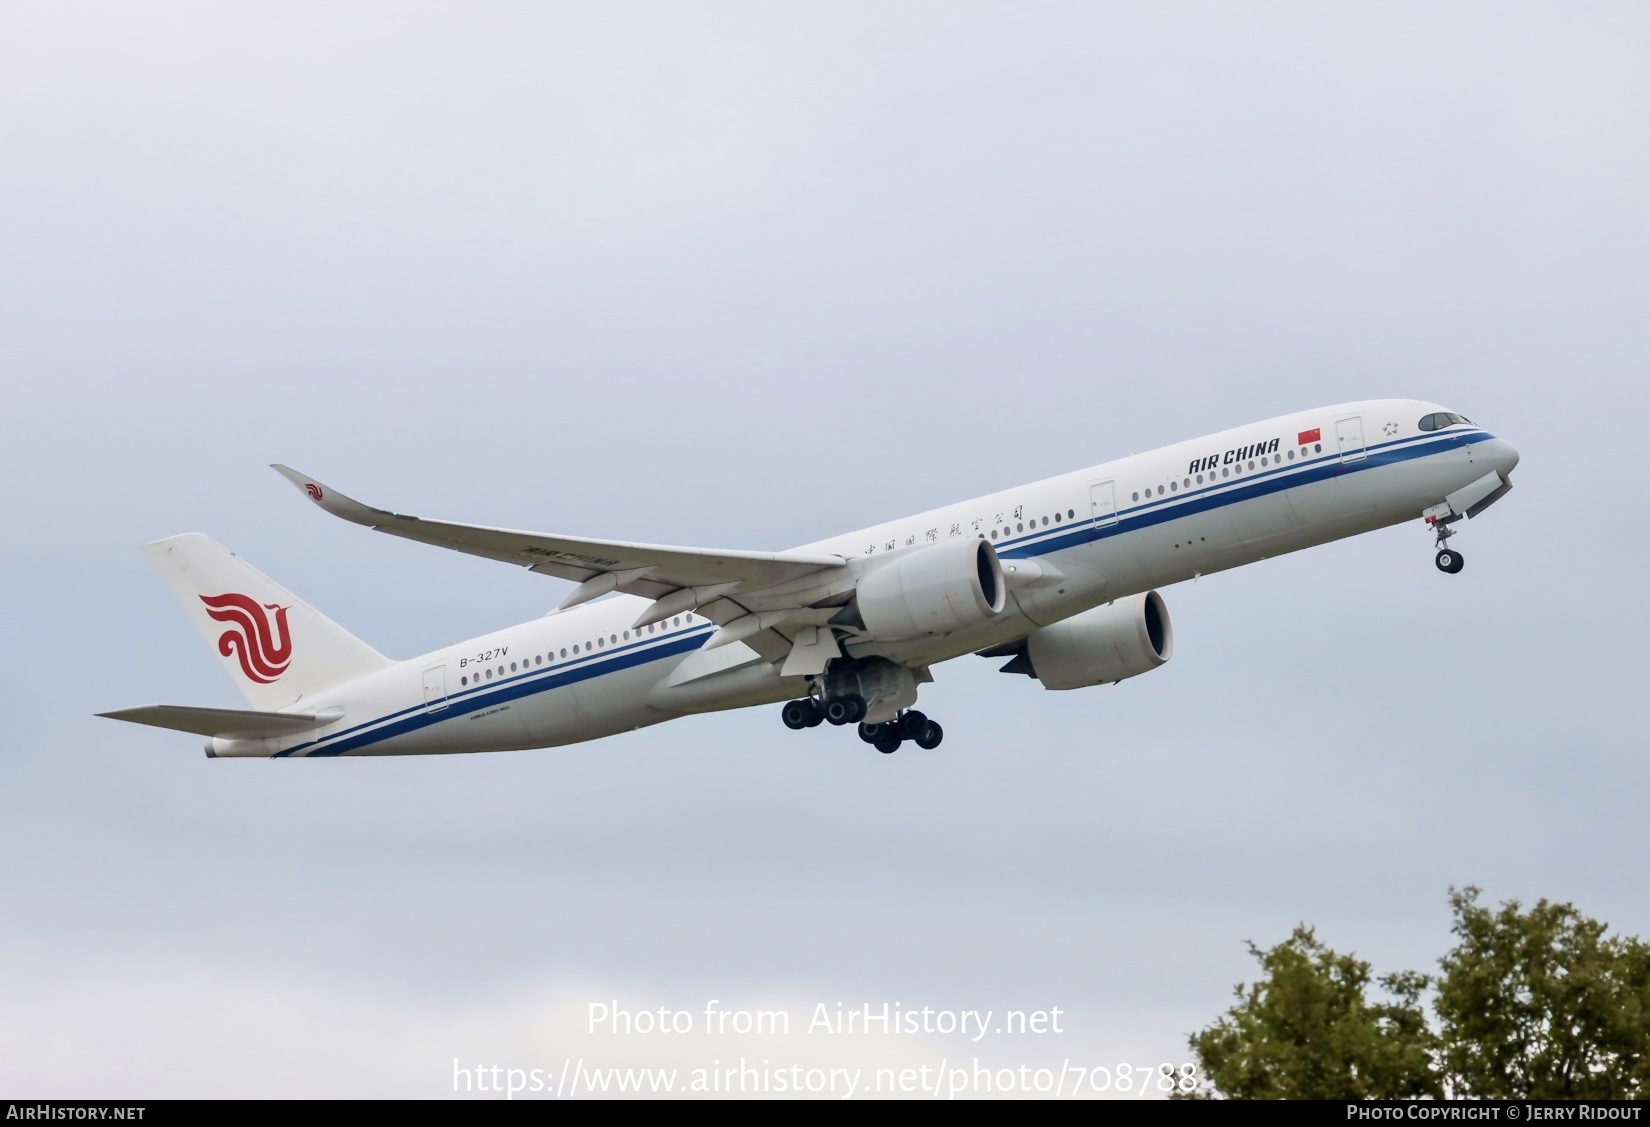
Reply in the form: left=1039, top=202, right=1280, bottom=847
left=1054, top=512, right=1062, bottom=522
left=572, top=644, right=579, bottom=654
left=1067, top=509, right=1074, bottom=519
left=673, top=617, right=681, bottom=627
left=598, top=637, right=605, bottom=648
left=1314, top=443, right=1322, bottom=452
left=1170, top=482, right=1178, bottom=492
left=510, top=662, right=517, bottom=672
left=560, top=648, right=567, bottom=658
left=1132, top=492, right=1139, bottom=502
left=610, top=634, right=617, bottom=644
left=1260, top=457, right=1268, bottom=467
left=485, top=669, right=492, bottom=679
left=1287, top=449, right=1295, bottom=460
left=1016, top=522, right=1023, bottom=532
left=461, top=676, right=468, bottom=686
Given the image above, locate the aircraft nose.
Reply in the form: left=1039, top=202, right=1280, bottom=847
left=1493, top=437, right=1521, bottom=477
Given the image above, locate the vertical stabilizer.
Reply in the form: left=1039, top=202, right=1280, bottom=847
left=143, top=533, right=392, bottom=710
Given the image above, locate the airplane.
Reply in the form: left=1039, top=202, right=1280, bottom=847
left=100, top=400, right=1518, bottom=758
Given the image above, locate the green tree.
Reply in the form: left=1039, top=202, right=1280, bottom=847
left=1180, top=926, right=1440, bottom=1099
left=1434, top=886, right=1650, bottom=1099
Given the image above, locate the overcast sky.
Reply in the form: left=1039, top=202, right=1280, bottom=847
left=1, top=1, right=1645, bottom=1098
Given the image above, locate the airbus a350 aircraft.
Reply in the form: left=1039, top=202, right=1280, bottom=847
left=101, top=400, right=1517, bottom=757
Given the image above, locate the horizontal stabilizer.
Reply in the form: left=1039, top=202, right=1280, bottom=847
left=97, top=704, right=341, bottom=740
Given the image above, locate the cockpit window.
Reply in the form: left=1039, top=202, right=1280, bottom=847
left=1418, top=412, right=1473, bottom=431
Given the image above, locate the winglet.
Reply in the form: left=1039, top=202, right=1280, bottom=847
left=271, top=465, right=390, bottom=526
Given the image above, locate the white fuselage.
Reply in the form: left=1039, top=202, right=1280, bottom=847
left=217, top=399, right=1518, bottom=758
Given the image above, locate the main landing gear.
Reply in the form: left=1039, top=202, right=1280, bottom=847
left=857, top=711, right=944, bottom=754
left=780, top=693, right=866, bottom=730
left=780, top=698, right=824, bottom=729
left=779, top=698, right=944, bottom=754
left=781, top=658, right=939, bottom=754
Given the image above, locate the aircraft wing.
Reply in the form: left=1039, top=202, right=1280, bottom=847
left=272, top=466, right=846, bottom=621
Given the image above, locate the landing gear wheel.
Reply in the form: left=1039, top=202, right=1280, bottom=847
left=873, top=732, right=902, bottom=754
left=781, top=699, right=818, bottom=730
left=898, top=710, right=928, bottom=739
left=915, top=721, right=944, bottom=750
left=1436, top=549, right=1464, bottom=574
left=824, top=694, right=865, bottom=726
left=857, top=722, right=883, bottom=745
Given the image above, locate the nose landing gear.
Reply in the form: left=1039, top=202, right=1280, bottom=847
left=1424, top=504, right=1466, bottom=575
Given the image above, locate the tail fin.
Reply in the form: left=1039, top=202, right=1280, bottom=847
left=144, top=533, right=392, bottom=710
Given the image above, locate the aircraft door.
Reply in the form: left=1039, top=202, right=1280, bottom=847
left=1336, top=417, right=1366, bottom=464
left=422, top=665, right=449, bottom=713
left=1089, top=480, right=1118, bottom=537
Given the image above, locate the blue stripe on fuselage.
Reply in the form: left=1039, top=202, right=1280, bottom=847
left=278, top=626, right=713, bottom=757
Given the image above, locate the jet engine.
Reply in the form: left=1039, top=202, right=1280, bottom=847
left=1010, top=591, right=1173, bottom=689
left=855, top=536, right=1006, bottom=640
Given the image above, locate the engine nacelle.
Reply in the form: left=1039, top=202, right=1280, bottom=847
left=856, top=537, right=1006, bottom=640
left=1024, top=591, right=1173, bottom=689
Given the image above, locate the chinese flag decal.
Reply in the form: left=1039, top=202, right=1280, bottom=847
left=1297, top=428, right=1321, bottom=445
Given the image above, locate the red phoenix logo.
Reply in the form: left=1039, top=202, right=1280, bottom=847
left=199, top=593, right=293, bottom=683
left=305, top=482, right=324, bottom=501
